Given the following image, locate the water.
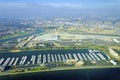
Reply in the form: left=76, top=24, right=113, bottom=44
left=0, top=49, right=109, bottom=66
left=0, top=29, right=44, bottom=43
left=0, top=68, right=120, bottom=80
left=0, top=49, right=117, bottom=80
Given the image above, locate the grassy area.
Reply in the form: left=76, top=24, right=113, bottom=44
left=0, top=65, right=120, bottom=76
left=10, top=50, right=22, bottom=53
left=0, top=32, right=33, bottom=40
left=65, top=26, right=117, bottom=35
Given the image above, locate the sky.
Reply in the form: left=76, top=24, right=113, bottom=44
left=0, top=0, right=120, bottom=17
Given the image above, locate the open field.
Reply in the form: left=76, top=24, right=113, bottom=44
left=0, top=32, right=33, bottom=40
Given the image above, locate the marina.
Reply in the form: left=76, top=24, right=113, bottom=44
left=0, top=49, right=110, bottom=66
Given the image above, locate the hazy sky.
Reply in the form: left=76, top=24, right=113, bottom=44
left=0, top=0, right=120, bottom=17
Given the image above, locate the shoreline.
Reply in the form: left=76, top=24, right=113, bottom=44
left=1, top=48, right=93, bottom=53
left=0, top=65, right=120, bottom=77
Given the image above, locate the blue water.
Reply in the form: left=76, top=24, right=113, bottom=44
left=0, top=29, right=44, bottom=43
left=0, top=68, right=120, bottom=80
left=0, top=49, right=119, bottom=80
left=0, top=49, right=109, bottom=60
left=0, top=49, right=110, bottom=67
